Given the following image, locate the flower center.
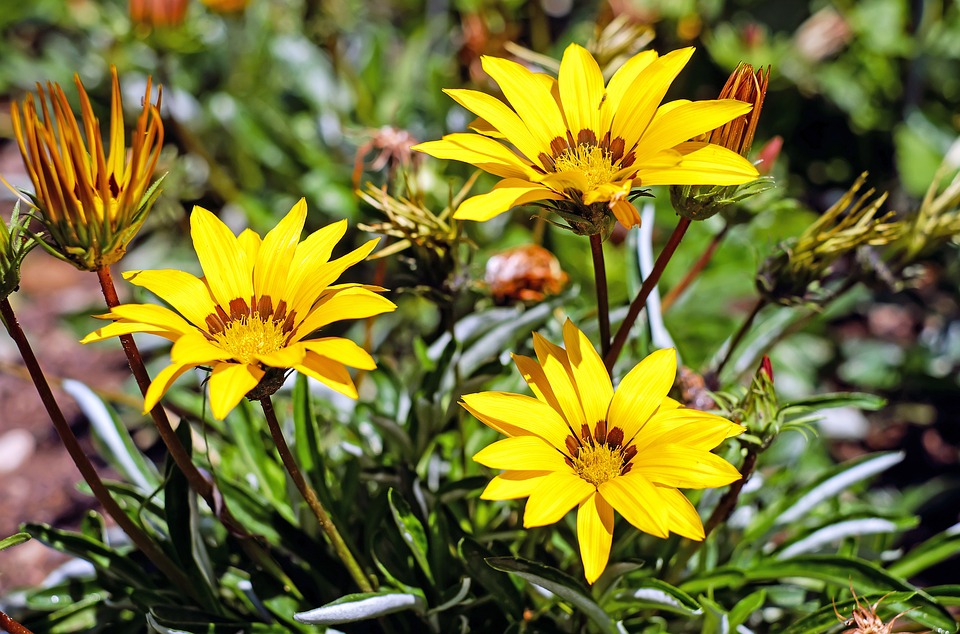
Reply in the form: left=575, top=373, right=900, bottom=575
left=572, top=442, right=625, bottom=487
left=211, top=314, right=289, bottom=365
left=553, top=144, right=618, bottom=190
left=565, top=421, right=636, bottom=487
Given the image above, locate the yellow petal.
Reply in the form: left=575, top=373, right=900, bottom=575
left=254, top=198, right=306, bottom=301
left=633, top=409, right=744, bottom=453
left=630, top=446, right=742, bottom=489
left=81, top=320, right=179, bottom=344
left=657, top=486, right=705, bottom=541
left=453, top=179, right=561, bottom=222
left=301, top=337, right=376, bottom=370
left=207, top=362, right=264, bottom=420
left=237, top=229, right=262, bottom=263
left=578, top=492, right=614, bottom=584
left=289, top=238, right=380, bottom=319
left=256, top=342, right=307, bottom=368
left=511, top=353, right=566, bottom=422
left=190, top=206, right=253, bottom=310
left=480, top=471, right=550, bottom=500
left=611, top=199, right=641, bottom=228
left=481, top=55, right=567, bottom=155
left=532, top=331, right=586, bottom=431
left=99, top=304, right=197, bottom=336
left=122, top=269, right=217, bottom=330
left=472, top=435, right=568, bottom=472
left=292, top=287, right=396, bottom=340
left=636, top=142, right=759, bottom=186
left=598, top=473, right=669, bottom=538
left=558, top=44, right=605, bottom=139
left=562, top=319, right=612, bottom=427
left=633, top=99, right=752, bottom=158
left=143, top=363, right=196, bottom=413
left=599, top=49, right=659, bottom=135
left=170, top=332, right=231, bottom=365
left=296, top=351, right=358, bottom=399
left=461, top=392, right=572, bottom=450
left=440, top=88, right=544, bottom=164
left=608, top=348, right=676, bottom=443
left=611, top=48, right=695, bottom=151
left=523, top=471, right=594, bottom=528
left=285, top=219, right=348, bottom=306
left=412, top=134, right=536, bottom=179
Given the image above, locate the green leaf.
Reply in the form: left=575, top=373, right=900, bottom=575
left=387, top=488, right=433, bottom=583
left=728, top=589, right=765, bottom=628
left=458, top=538, right=524, bottom=620
left=682, top=555, right=955, bottom=631
left=889, top=527, right=960, bottom=580
left=775, top=516, right=916, bottom=559
left=779, top=392, right=887, bottom=415
left=608, top=578, right=703, bottom=618
left=486, top=556, right=617, bottom=634
left=0, top=531, right=30, bottom=551
left=293, top=592, right=427, bottom=625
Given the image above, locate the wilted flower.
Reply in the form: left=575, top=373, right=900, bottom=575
left=352, top=126, right=421, bottom=189
left=129, top=0, right=188, bottom=27
left=0, top=203, right=37, bottom=300
left=757, top=174, right=902, bottom=306
left=671, top=63, right=771, bottom=220
left=835, top=587, right=915, bottom=634
left=485, top=244, right=568, bottom=304
left=11, top=67, right=163, bottom=271
left=465, top=320, right=742, bottom=583
left=585, top=16, right=654, bottom=75
left=415, top=44, right=758, bottom=235
left=82, top=200, right=396, bottom=419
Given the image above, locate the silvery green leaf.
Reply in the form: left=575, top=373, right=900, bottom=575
left=294, top=592, right=427, bottom=624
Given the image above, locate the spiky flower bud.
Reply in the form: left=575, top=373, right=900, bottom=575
left=11, top=67, right=163, bottom=271
left=672, top=63, right=772, bottom=221
left=757, top=173, right=902, bottom=306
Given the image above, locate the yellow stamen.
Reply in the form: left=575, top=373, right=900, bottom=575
left=572, top=442, right=625, bottom=487
left=553, top=144, right=617, bottom=190
left=212, top=314, right=288, bottom=365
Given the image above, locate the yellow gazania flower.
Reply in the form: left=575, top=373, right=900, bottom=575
left=414, top=44, right=759, bottom=231
left=11, top=67, right=163, bottom=270
left=82, top=200, right=396, bottom=419
left=464, top=320, right=743, bottom=583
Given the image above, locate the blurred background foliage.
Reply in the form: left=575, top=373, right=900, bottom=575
left=1, top=0, right=960, bottom=631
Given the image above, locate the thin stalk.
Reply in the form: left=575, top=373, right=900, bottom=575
left=660, top=224, right=729, bottom=312
left=260, top=396, right=374, bottom=593
left=714, top=298, right=765, bottom=377
left=1, top=609, right=34, bottom=634
left=0, top=298, right=193, bottom=596
left=95, top=266, right=247, bottom=536
left=605, top=217, right=691, bottom=372
left=590, top=233, right=611, bottom=357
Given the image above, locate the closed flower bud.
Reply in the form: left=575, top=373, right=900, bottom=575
left=0, top=203, right=37, bottom=300
left=11, top=67, right=164, bottom=271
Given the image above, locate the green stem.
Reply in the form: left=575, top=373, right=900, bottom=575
left=95, top=266, right=248, bottom=537
left=0, top=298, right=193, bottom=596
left=590, top=233, right=611, bottom=358
left=605, top=217, right=691, bottom=372
left=260, top=396, right=374, bottom=593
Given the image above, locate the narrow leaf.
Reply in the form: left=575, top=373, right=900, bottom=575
left=294, top=592, right=427, bottom=624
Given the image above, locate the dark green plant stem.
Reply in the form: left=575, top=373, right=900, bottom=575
left=260, top=396, right=374, bottom=593
left=661, top=224, right=729, bottom=312
left=1, top=608, right=34, bottom=634
left=95, top=266, right=247, bottom=537
left=714, top=298, right=765, bottom=377
left=590, top=233, right=611, bottom=357
left=0, top=298, right=193, bottom=596
left=605, top=217, right=691, bottom=372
